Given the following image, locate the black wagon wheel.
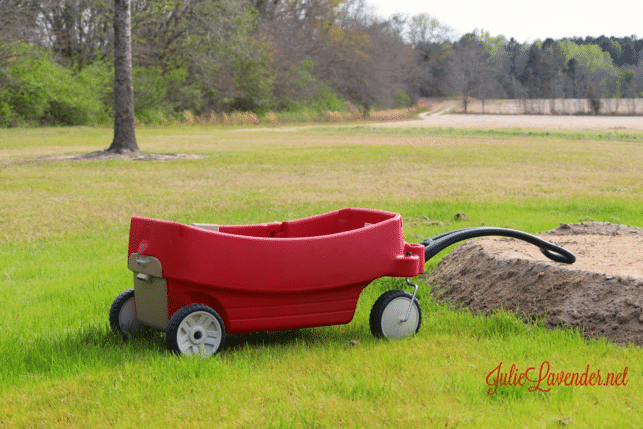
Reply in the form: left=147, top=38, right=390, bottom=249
left=370, top=289, right=422, bottom=339
left=109, top=288, right=144, bottom=337
left=166, top=303, right=226, bottom=357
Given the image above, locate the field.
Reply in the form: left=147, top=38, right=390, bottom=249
left=1, top=121, right=642, bottom=428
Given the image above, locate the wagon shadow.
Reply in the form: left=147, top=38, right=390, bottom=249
left=78, top=325, right=168, bottom=355
left=224, top=326, right=367, bottom=353
left=81, top=324, right=369, bottom=357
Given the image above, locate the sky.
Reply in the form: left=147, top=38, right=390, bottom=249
left=367, top=0, right=642, bottom=43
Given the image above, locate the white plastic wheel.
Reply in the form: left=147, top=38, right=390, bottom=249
left=166, top=304, right=225, bottom=357
left=370, top=290, right=422, bottom=340
left=109, top=289, right=143, bottom=337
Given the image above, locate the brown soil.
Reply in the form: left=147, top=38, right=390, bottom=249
left=50, top=150, right=207, bottom=162
left=424, top=222, right=643, bottom=346
left=2, top=150, right=206, bottom=167
left=375, top=112, right=643, bottom=131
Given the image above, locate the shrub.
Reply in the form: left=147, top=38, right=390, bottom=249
left=395, top=90, right=411, bottom=108
left=264, top=111, right=278, bottom=125
left=183, top=110, right=196, bottom=125
left=230, top=111, right=259, bottom=125
left=309, top=87, right=345, bottom=112
left=415, top=99, right=431, bottom=112
left=274, top=110, right=311, bottom=123
left=0, top=96, right=19, bottom=127
left=133, top=66, right=188, bottom=124
left=204, top=112, right=219, bottom=125
left=587, top=88, right=602, bottom=115
left=0, top=48, right=108, bottom=126
left=344, top=101, right=363, bottom=120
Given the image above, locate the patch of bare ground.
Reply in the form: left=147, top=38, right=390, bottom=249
left=376, top=113, right=643, bottom=130
left=424, top=222, right=643, bottom=346
left=2, top=150, right=206, bottom=166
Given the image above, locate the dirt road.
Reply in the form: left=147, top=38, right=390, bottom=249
left=375, top=100, right=643, bottom=131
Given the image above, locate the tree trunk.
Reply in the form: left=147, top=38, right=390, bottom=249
left=108, top=0, right=138, bottom=153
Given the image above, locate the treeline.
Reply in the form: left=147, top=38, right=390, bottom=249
left=447, top=32, right=643, bottom=112
left=1, top=0, right=642, bottom=127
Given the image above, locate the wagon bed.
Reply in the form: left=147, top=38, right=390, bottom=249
left=127, top=208, right=424, bottom=334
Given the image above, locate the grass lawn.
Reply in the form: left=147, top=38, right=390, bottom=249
left=0, top=124, right=642, bottom=428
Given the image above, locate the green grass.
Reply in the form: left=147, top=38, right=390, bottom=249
left=1, top=125, right=642, bottom=428
left=325, top=124, right=643, bottom=142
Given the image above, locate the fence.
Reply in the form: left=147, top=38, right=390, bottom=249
left=461, top=98, right=643, bottom=115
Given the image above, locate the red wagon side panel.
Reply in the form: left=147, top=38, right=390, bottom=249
left=128, top=208, right=425, bottom=333
left=165, top=280, right=368, bottom=333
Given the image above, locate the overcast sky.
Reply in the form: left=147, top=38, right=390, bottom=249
left=367, top=0, right=642, bottom=43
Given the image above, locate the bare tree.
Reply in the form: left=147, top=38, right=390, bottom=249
left=405, top=15, right=455, bottom=98
left=30, top=0, right=113, bottom=68
left=254, top=0, right=418, bottom=110
left=384, top=13, right=409, bottom=42
left=337, top=0, right=378, bottom=27
left=448, top=38, right=490, bottom=113
left=0, top=0, right=17, bottom=68
left=107, top=0, right=138, bottom=153
left=407, top=13, right=454, bottom=45
left=0, top=0, right=38, bottom=67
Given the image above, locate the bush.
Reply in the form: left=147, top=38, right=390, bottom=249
left=263, top=111, right=278, bottom=125
left=308, top=87, right=345, bottom=112
left=230, top=111, right=259, bottom=125
left=0, top=94, right=18, bottom=127
left=395, top=90, right=411, bottom=108
left=273, top=109, right=313, bottom=123
left=587, top=87, right=602, bottom=115
left=0, top=48, right=109, bottom=126
left=133, top=66, right=188, bottom=124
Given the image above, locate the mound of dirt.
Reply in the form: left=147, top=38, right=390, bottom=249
left=424, top=222, right=643, bottom=346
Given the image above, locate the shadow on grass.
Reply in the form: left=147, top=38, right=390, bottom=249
left=4, top=321, right=370, bottom=380
left=75, top=324, right=361, bottom=357
left=224, top=324, right=369, bottom=353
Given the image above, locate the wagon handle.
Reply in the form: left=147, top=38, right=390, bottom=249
left=419, top=227, right=575, bottom=264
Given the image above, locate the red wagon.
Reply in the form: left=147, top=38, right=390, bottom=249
left=110, top=208, right=575, bottom=356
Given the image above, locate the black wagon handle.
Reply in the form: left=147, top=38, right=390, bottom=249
left=418, top=227, right=576, bottom=264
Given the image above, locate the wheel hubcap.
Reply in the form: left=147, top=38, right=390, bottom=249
left=381, top=297, right=419, bottom=339
left=189, top=326, right=206, bottom=343
left=177, top=311, right=222, bottom=356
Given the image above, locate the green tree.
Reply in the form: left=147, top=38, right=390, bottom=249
left=616, top=66, right=636, bottom=98
left=519, top=43, right=556, bottom=98
left=469, top=28, right=507, bottom=58
left=130, top=0, right=273, bottom=113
